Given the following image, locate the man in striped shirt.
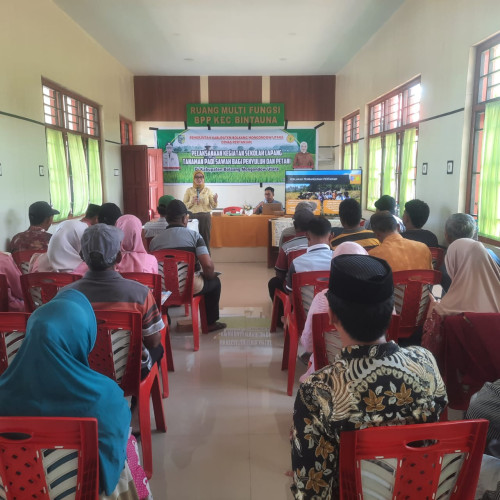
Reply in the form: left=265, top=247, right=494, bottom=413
left=330, top=199, right=379, bottom=251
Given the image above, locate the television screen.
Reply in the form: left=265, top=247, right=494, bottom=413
left=285, top=169, right=362, bottom=215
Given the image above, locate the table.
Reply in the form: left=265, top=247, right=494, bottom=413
left=211, top=215, right=276, bottom=248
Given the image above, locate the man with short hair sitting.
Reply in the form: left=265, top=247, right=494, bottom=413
left=330, top=198, right=379, bottom=251
left=369, top=211, right=433, bottom=271
left=9, top=201, right=60, bottom=254
left=253, top=186, right=282, bottom=214
left=64, top=224, right=164, bottom=377
left=364, top=194, right=405, bottom=233
left=278, top=201, right=316, bottom=247
left=149, top=200, right=226, bottom=333
left=291, top=254, right=447, bottom=499
left=80, top=203, right=101, bottom=226
left=402, top=199, right=439, bottom=247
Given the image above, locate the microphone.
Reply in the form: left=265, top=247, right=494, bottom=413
left=196, top=188, right=200, bottom=203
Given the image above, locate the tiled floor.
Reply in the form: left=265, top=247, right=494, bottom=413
left=149, top=262, right=299, bottom=499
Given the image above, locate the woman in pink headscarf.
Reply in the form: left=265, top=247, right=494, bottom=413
left=299, top=242, right=368, bottom=382
left=115, top=215, right=158, bottom=274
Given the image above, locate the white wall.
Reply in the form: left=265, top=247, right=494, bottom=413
left=334, top=0, right=500, bottom=243
left=0, top=0, right=135, bottom=250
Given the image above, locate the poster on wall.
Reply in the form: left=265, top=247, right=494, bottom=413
left=157, top=128, right=317, bottom=184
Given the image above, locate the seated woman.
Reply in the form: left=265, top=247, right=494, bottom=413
left=299, top=242, right=368, bottom=382
left=428, top=238, right=500, bottom=318
left=0, top=290, right=151, bottom=499
left=115, top=215, right=158, bottom=274
left=0, top=252, right=24, bottom=311
left=29, top=219, right=88, bottom=274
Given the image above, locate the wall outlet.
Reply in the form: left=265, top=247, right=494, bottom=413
left=114, top=169, right=120, bottom=176
left=0, top=162, right=2, bottom=176
left=39, top=165, right=45, bottom=176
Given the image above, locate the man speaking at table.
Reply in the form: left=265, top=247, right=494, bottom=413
left=253, top=187, right=282, bottom=214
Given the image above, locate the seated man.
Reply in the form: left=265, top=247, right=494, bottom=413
left=364, top=194, right=405, bottom=232
left=291, top=254, right=448, bottom=499
left=330, top=198, right=379, bottom=251
left=268, top=209, right=315, bottom=302
left=279, top=201, right=316, bottom=247
left=9, top=201, right=60, bottom=253
left=149, top=200, right=226, bottom=333
left=98, top=202, right=122, bottom=226
left=80, top=203, right=101, bottom=226
left=253, top=186, right=282, bottom=214
left=64, top=224, right=164, bottom=378
left=402, top=199, right=439, bottom=247
left=286, top=216, right=333, bottom=293
left=143, top=194, right=175, bottom=239
left=369, top=211, right=433, bottom=271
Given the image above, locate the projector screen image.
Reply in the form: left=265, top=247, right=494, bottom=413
left=285, top=169, right=362, bottom=215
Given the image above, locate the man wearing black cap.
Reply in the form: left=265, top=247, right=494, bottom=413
left=149, top=200, right=226, bottom=332
left=9, top=201, right=59, bottom=254
left=364, top=194, right=405, bottom=233
left=291, top=255, right=447, bottom=499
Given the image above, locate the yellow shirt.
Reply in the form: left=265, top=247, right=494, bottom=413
left=183, top=187, right=217, bottom=213
left=369, top=232, right=433, bottom=272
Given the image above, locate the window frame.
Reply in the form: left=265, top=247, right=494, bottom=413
left=120, top=116, right=134, bottom=145
left=342, top=110, right=360, bottom=170
left=367, top=77, right=421, bottom=210
left=42, top=78, right=103, bottom=219
left=466, top=32, right=500, bottom=245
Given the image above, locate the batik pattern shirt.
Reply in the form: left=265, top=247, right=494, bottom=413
left=291, top=341, right=447, bottom=500
left=9, top=227, right=52, bottom=254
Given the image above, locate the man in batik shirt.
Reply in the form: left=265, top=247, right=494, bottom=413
left=291, top=254, right=447, bottom=499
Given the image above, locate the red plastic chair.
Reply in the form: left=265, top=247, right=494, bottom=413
left=339, top=419, right=489, bottom=499
left=88, top=310, right=166, bottom=479
left=223, top=206, right=243, bottom=214
left=20, top=272, right=82, bottom=312
left=151, top=249, right=208, bottom=352
left=0, top=274, right=8, bottom=312
left=0, top=312, right=30, bottom=376
left=392, top=269, right=441, bottom=339
left=282, top=270, right=330, bottom=396
left=11, top=249, right=46, bottom=275
left=312, top=312, right=401, bottom=370
left=0, top=416, right=99, bottom=499
left=269, top=248, right=307, bottom=333
left=430, top=246, right=445, bottom=270
left=121, top=272, right=173, bottom=398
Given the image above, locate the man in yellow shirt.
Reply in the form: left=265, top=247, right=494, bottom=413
left=369, top=211, right=432, bottom=271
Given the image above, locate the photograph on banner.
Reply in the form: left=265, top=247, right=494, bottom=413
left=156, top=128, right=317, bottom=184
left=284, top=170, right=362, bottom=215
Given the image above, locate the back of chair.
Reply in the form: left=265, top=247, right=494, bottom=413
left=430, top=247, right=445, bottom=270
left=339, top=419, right=489, bottom=500
left=151, top=249, right=196, bottom=307
left=0, top=416, right=99, bottom=500
left=89, top=310, right=143, bottom=397
left=120, top=272, right=162, bottom=309
left=0, top=312, right=30, bottom=376
left=286, top=248, right=307, bottom=268
left=223, top=206, right=243, bottom=214
left=291, top=271, right=331, bottom=335
left=0, top=274, right=8, bottom=312
left=21, top=273, right=83, bottom=312
left=312, top=313, right=401, bottom=370
left=392, top=269, right=441, bottom=338
left=11, top=249, right=46, bottom=275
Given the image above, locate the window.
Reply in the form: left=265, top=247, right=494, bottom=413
left=467, top=33, right=500, bottom=243
left=120, top=117, right=133, bottom=145
left=342, top=111, right=359, bottom=170
left=42, top=80, right=103, bottom=221
left=366, top=78, right=421, bottom=212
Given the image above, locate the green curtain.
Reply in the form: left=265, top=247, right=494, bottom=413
left=479, top=100, right=500, bottom=239
left=67, top=133, right=89, bottom=216
left=383, top=133, right=397, bottom=197
left=343, top=144, right=352, bottom=170
left=367, top=137, right=382, bottom=210
left=352, top=142, right=359, bottom=171
left=88, top=138, right=103, bottom=205
left=46, top=129, right=70, bottom=221
left=399, top=128, right=417, bottom=216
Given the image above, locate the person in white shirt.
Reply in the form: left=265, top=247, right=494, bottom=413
left=162, top=143, right=179, bottom=169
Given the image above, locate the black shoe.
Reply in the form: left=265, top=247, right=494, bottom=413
left=298, top=352, right=311, bottom=366
left=208, top=321, right=227, bottom=332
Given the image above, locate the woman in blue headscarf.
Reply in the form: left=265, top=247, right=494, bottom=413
left=0, top=289, right=131, bottom=496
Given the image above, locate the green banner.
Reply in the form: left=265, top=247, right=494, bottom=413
left=157, top=128, right=317, bottom=184
left=186, top=103, right=285, bottom=127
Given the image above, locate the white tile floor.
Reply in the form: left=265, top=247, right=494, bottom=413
left=149, top=262, right=299, bottom=499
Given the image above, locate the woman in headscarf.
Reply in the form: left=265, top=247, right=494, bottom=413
left=183, top=170, right=218, bottom=251
left=0, top=252, right=24, bottom=311
left=29, top=219, right=88, bottom=274
left=299, top=242, right=369, bottom=382
left=431, top=238, right=500, bottom=317
left=0, top=290, right=134, bottom=497
left=115, top=215, right=158, bottom=274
